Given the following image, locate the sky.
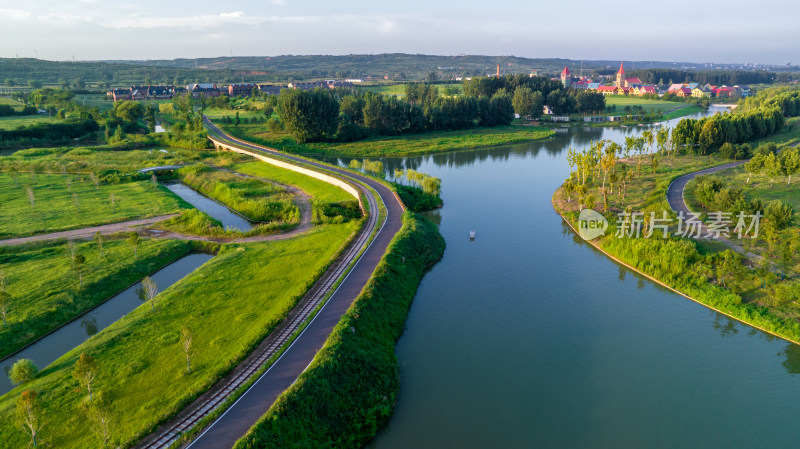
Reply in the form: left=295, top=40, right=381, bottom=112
left=0, top=0, right=797, bottom=65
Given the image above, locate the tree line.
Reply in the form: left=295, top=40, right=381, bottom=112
left=627, top=68, right=776, bottom=86
left=672, top=86, right=800, bottom=154
left=275, top=85, right=516, bottom=143
left=462, top=74, right=606, bottom=116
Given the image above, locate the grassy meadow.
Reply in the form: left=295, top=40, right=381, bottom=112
left=0, top=172, right=187, bottom=238
left=0, top=115, right=58, bottom=130
left=177, top=166, right=299, bottom=223
left=231, top=161, right=355, bottom=204
left=0, top=220, right=360, bottom=449
left=0, top=238, right=192, bottom=358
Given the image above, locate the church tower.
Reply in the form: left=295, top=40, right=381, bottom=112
left=561, top=67, right=572, bottom=87
left=616, top=61, right=625, bottom=88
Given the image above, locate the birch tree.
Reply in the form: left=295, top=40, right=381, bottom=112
left=15, top=389, right=42, bottom=448
left=72, top=353, right=98, bottom=401
left=141, top=276, right=158, bottom=311
left=180, top=327, right=193, bottom=373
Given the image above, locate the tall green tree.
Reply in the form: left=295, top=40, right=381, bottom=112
left=277, top=88, right=339, bottom=143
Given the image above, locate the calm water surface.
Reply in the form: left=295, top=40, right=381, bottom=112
left=322, top=109, right=800, bottom=448
left=164, top=182, right=253, bottom=231
left=0, top=253, right=212, bottom=395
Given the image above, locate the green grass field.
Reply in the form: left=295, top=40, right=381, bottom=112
left=0, top=221, right=360, bottom=449
left=178, top=166, right=299, bottom=223
left=0, top=114, right=58, bottom=130
left=0, top=97, right=23, bottom=110
left=0, top=172, right=188, bottom=238
left=0, top=238, right=192, bottom=358
left=231, top=161, right=355, bottom=204
left=73, top=94, right=115, bottom=112
left=0, top=145, right=255, bottom=178
left=360, top=83, right=461, bottom=97
left=220, top=123, right=554, bottom=157
left=605, top=95, right=687, bottom=113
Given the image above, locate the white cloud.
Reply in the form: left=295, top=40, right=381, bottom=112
left=272, top=0, right=287, bottom=5
left=0, top=9, right=31, bottom=20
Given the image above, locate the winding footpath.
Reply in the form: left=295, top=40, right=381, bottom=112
left=134, top=120, right=405, bottom=449
left=666, top=160, right=748, bottom=254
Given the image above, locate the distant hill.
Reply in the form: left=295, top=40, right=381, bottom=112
left=0, top=54, right=795, bottom=88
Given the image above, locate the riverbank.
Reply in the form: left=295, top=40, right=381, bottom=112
left=552, top=185, right=800, bottom=348
left=232, top=212, right=445, bottom=449
left=218, top=123, right=555, bottom=157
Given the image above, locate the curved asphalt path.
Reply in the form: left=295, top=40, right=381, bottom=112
left=666, top=160, right=746, bottom=252
left=179, top=120, right=404, bottom=449
left=667, top=160, right=745, bottom=222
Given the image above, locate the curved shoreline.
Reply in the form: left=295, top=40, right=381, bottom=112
left=552, top=199, right=800, bottom=347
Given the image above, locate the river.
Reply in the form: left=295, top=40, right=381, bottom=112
left=320, top=108, right=800, bottom=448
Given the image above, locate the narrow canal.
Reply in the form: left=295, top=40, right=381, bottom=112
left=163, top=182, right=253, bottom=231
left=0, top=253, right=212, bottom=395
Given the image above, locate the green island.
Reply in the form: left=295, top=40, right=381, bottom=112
left=553, top=85, right=800, bottom=343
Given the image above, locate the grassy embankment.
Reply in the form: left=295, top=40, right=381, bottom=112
left=230, top=161, right=363, bottom=223
left=553, top=152, right=800, bottom=345
left=0, top=171, right=187, bottom=238
left=0, top=238, right=192, bottom=358
left=0, top=220, right=361, bottom=448
left=218, top=122, right=554, bottom=157
left=176, top=165, right=299, bottom=223
left=233, top=212, right=445, bottom=449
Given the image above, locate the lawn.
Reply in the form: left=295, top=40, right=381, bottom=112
left=0, top=97, right=24, bottom=110
left=360, top=83, right=461, bottom=97
left=1, top=145, right=248, bottom=174
left=361, top=84, right=408, bottom=96
left=231, top=161, right=355, bottom=204
left=0, top=172, right=188, bottom=238
left=605, top=95, right=691, bottom=114
left=73, top=94, right=115, bottom=112
left=219, top=123, right=555, bottom=157
left=177, top=166, right=299, bottom=223
left=0, top=238, right=192, bottom=358
left=0, top=115, right=58, bottom=130
left=0, top=221, right=360, bottom=449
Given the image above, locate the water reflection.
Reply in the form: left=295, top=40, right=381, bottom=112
left=80, top=315, right=98, bottom=337
left=353, top=105, right=800, bottom=449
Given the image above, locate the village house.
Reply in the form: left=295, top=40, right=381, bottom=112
left=187, top=83, right=222, bottom=98
left=258, top=85, right=285, bottom=96
left=106, top=85, right=177, bottom=102
left=228, top=84, right=259, bottom=97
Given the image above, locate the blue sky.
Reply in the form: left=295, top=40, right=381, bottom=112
left=0, top=0, right=797, bottom=64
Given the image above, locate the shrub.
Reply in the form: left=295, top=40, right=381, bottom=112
left=9, top=359, right=38, bottom=385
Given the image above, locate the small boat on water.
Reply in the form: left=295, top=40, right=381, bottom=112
left=469, top=231, right=476, bottom=240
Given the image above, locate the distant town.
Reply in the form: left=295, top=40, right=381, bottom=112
left=559, top=62, right=751, bottom=99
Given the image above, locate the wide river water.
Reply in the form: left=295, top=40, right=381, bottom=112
left=322, top=107, right=800, bottom=448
